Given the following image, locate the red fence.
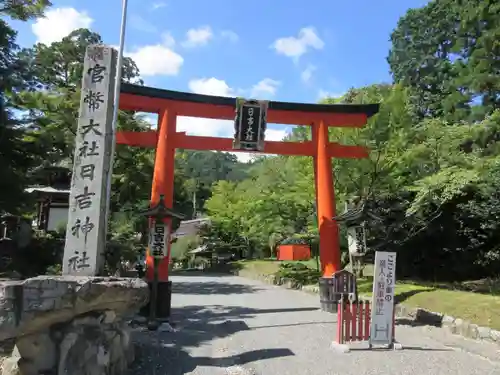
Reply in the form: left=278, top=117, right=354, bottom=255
left=336, top=299, right=396, bottom=345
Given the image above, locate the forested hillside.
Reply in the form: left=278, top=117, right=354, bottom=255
left=204, top=0, right=500, bottom=282
left=2, top=0, right=500, bottom=281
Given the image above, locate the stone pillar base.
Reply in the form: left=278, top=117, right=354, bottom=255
left=140, top=281, right=172, bottom=320
left=0, top=276, right=149, bottom=375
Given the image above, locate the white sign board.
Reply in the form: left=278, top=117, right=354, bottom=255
left=62, top=45, right=117, bottom=276
left=149, top=221, right=169, bottom=258
left=369, top=251, right=397, bottom=346
left=347, top=225, right=366, bottom=255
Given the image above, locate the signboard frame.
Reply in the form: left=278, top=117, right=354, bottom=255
left=148, top=220, right=169, bottom=259
left=369, top=251, right=397, bottom=347
left=347, top=224, right=367, bottom=255
left=233, top=98, right=268, bottom=151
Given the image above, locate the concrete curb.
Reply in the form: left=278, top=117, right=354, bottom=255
left=233, top=269, right=500, bottom=346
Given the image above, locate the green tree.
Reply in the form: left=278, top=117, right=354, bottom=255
left=0, top=0, right=52, bottom=214
left=388, top=0, right=500, bottom=122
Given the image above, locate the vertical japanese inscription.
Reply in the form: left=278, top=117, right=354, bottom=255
left=62, top=45, right=118, bottom=276
left=369, top=251, right=397, bottom=346
left=347, top=225, right=366, bottom=255
left=233, top=98, right=268, bottom=152
left=148, top=221, right=169, bottom=258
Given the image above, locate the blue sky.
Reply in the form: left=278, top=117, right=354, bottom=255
left=9, top=0, right=429, bottom=161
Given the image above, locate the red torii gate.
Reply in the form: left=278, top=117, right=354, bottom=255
left=116, top=83, right=379, bottom=281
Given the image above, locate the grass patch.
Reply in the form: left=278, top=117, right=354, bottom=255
left=233, top=259, right=500, bottom=330
left=234, top=258, right=319, bottom=274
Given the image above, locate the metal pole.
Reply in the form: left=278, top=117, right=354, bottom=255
left=104, top=0, right=128, bottom=244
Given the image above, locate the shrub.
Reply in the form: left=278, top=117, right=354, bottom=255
left=279, top=262, right=308, bottom=270
left=279, top=237, right=309, bottom=245
left=10, top=230, right=64, bottom=277
left=275, top=262, right=321, bottom=285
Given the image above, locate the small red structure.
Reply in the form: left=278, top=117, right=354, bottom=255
left=116, top=84, right=379, bottom=281
left=277, top=244, right=311, bottom=261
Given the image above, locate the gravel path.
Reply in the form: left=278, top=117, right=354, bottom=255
left=128, top=274, right=500, bottom=375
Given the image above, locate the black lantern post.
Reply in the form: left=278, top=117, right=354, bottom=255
left=140, top=194, right=184, bottom=330
left=318, top=199, right=382, bottom=313
left=334, top=199, right=380, bottom=278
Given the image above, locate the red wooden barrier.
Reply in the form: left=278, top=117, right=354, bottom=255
left=335, top=299, right=397, bottom=347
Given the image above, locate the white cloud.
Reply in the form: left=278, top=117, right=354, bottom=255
left=130, top=15, right=157, bottom=33
left=161, top=32, right=176, bottom=47
left=137, top=113, right=158, bottom=128
left=318, top=89, right=345, bottom=100
left=126, top=41, right=183, bottom=76
left=301, top=64, right=316, bottom=83
left=250, top=78, right=281, bottom=98
left=179, top=78, right=233, bottom=138
left=178, top=78, right=234, bottom=141
left=151, top=2, right=167, bottom=10
left=220, top=30, right=239, bottom=43
left=177, top=117, right=232, bottom=137
left=233, top=128, right=291, bottom=163
left=32, top=7, right=93, bottom=45
left=177, top=77, right=290, bottom=162
left=266, top=128, right=290, bottom=141
left=188, top=77, right=234, bottom=97
left=271, top=27, right=324, bottom=60
left=182, top=26, right=213, bottom=48
left=111, top=32, right=181, bottom=77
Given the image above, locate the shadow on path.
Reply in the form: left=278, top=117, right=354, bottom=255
left=349, top=345, right=453, bottom=352
left=128, top=303, right=312, bottom=374
left=171, top=270, right=235, bottom=277
left=132, top=340, right=294, bottom=375
left=250, top=321, right=335, bottom=329
left=171, top=304, right=319, bottom=325
left=172, top=281, right=261, bottom=295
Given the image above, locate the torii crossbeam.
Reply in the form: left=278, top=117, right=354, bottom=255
left=116, top=83, right=379, bottom=281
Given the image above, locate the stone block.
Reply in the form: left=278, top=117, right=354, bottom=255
left=102, top=310, right=117, bottom=324
left=14, top=333, right=56, bottom=373
left=477, top=326, right=491, bottom=340
left=1, top=356, right=32, bottom=375
left=395, top=304, right=408, bottom=317
left=415, top=309, right=443, bottom=326
left=441, top=315, right=455, bottom=326
left=458, top=319, right=470, bottom=337
left=467, top=323, right=479, bottom=339
left=490, top=329, right=500, bottom=342
left=0, top=276, right=149, bottom=342
left=0, top=275, right=149, bottom=375
left=451, top=318, right=462, bottom=334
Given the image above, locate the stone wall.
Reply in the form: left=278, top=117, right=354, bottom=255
left=0, top=276, right=149, bottom=375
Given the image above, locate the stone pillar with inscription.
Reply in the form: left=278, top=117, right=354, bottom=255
left=62, top=45, right=117, bottom=276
